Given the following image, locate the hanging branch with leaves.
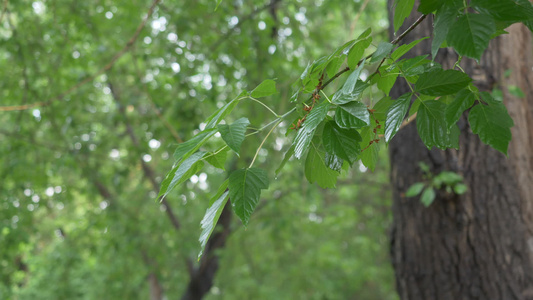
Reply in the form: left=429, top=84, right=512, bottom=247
left=157, top=0, right=529, bottom=258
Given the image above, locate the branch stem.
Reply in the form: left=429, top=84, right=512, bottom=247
left=247, top=97, right=279, bottom=117
left=305, top=14, right=428, bottom=105
left=249, top=119, right=282, bottom=168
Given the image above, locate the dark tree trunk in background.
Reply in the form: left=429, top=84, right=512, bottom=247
left=387, top=2, right=533, bottom=299
left=181, top=203, right=232, bottom=300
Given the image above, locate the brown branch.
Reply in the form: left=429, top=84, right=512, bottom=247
left=348, top=0, right=371, bottom=37
left=93, top=179, right=114, bottom=200
left=391, top=14, right=427, bottom=45
left=131, top=53, right=183, bottom=143
left=306, top=14, right=428, bottom=104
left=377, top=112, right=417, bottom=138
left=108, top=81, right=182, bottom=231
left=0, top=0, right=161, bottom=112
left=181, top=202, right=232, bottom=300
left=400, top=111, right=417, bottom=129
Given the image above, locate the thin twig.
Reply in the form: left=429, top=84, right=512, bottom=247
left=321, top=66, right=350, bottom=91
left=248, top=97, right=279, bottom=117
left=391, top=14, right=427, bottom=45
left=377, top=112, right=418, bottom=138
left=308, top=14, right=428, bottom=102
left=348, top=0, right=371, bottom=37
left=401, top=112, right=417, bottom=128
left=249, top=119, right=281, bottom=168
left=0, top=0, right=162, bottom=112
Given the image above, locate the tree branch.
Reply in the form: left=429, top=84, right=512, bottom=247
left=108, top=81, right=182, bottom=231
left=307, top=14, right=428, bottom=102
left=391, top=14, right=427, bottom=45
left=131, top=52, right=183, bottom=143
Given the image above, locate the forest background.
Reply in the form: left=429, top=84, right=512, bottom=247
left=2, top=0, right=532, bottom=299
left=1, top=0, right=396, bottom=299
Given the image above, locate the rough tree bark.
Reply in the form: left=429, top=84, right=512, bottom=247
left=387, top=2, right=533, bottom=300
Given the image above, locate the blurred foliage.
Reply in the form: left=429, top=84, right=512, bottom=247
left=0, top=0, right=397, bottom=299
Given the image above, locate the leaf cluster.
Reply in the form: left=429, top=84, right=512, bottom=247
left=406, top=162, right=468, bottom=207
left=161, top=0, right=527, bottom=258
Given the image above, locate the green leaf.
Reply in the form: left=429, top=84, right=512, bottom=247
left=332, top=81, right=370, bottom=105
left=357, top=28, right=372, bottom=40
left=408, top=98, right=421, bottom=117
left=198, top=180, right=229, bottom=260
left=418, top=0, right=445, bottom=14
left=359, top=126, right=380, bottom=171
left=432, top=5, right=456, bottom=59
left=347, top=38, right=372, bottom=70
left=215, top=0, right=223, bottom=11
left=406, top=182, right=425, bottom=197
left=420, top=187, right=436, bottom=207
left=324, top=152, right=344, bottom=172
left=394, top=0, right=415, bottom=33
left=205, top=147, right=229, bottom=170
left=328, top=39, right=356, bottom=58
left=434, top=171, right=463, bottom=186
left=372, top=96, right=394, bottom=123
left=289, top=89, right=301, bottom=103
left=300, top=62, right=312, bottom=82
left=159, top=152, right=206, bottom=200
left=305, top=143, right=339, bottom=188
left=447, top=13, right=495, bottom=61
left=335, top=101, right=370, bottom=129
left=445, top=89, right=476, bottom=129
left=385, top=93, right=412, bottom=142
left=376, top=72, right=398, bottom=96
left=400, top=55, right=431, bottom=77
left=335, top=108, right=364, bottom=129
left=293, top=101, right=330, bottom=159
left=340, top=59, right=366, bottom=96
left=275, top=144, right=295, bottom=175
left=326, top=56, right=345, bottom=79
left=309, top=56, right=329, bottom=75
left=229, top=168, right=269, bottom=226
left=417, top=101, right=460, bottom=150
left=217, top=117, right=250, bottom=153
left=371, top=42, right=394, bottom=63
left=391, top=37, right=428, bottom=61
left=472, top=0, right=533, bottom=23
left=416, top=69, right=472, bottom=96
left=250, top=79, right=277, bottom=98
left=322, top=121, right=361, bottom=164
left=418, top=161, right=431, bottom=173
left=205, top=94, right=244, bottom=129
left=454, top=183, right=468, bottom=194
left=489, top=89, right=504, bottom=103
left=508, top=85, right=525, bottom=98
left=173, top=128, right=217, bottom=161
left=468, top=102, right=514, bottom=155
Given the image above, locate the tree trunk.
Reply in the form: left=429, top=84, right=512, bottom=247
left=388, top=3, right=533, bottom=300
left=181, top=203, right=232, bottom=300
